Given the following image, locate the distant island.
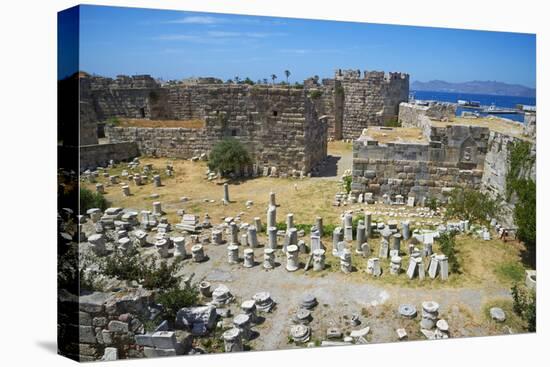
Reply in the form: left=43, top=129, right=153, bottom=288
left=411, top=80, right=535, bottom=98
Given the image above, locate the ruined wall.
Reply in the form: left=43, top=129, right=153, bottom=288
left=351, top=138, right=483, bottom=201
left=481, top=130, right=536, bottom=227
left=80, top=142, right=140, bottom=171
left=336, top=69, right=409, bottom=139
left=399, top=102, right=457, bottom=131
left=106, top=85, right=327, bottom=175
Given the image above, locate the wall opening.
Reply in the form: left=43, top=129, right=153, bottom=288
left=139, top=107, right=146, bottom=118
left=272, top=110, right=278, bottom=117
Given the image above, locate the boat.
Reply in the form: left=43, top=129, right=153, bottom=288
left=457, top=99, right=481, bottom=108
left=482, top=104, right=519, bottom=114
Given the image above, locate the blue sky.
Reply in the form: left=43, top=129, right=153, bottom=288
left=70, top=5, right=536, bottom=87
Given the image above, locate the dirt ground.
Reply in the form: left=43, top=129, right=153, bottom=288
left=81, top=142, right=531, bottom=351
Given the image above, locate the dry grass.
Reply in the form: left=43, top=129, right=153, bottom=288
left=117, top=118, right=205, bottom=129
left=361, top=127, right=427, bottom=144
left=432, top=116, right=531, bottom=142
left=82, top=155, right=528, bottom=291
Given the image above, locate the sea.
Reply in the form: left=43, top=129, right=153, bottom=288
left=411, top=90, right=536, bottom=123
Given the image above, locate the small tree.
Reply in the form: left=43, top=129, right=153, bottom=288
left=80, top=187, right=109, bottom=214
left=207, top=139, right=251, bottom=177
left=445, top=188, right=501, bottom=226
left=271, top=74, right=277, bottom=85
left=284, top=70, right=291, bottom=85
left=156, top=285, right=199, bottom=321
left=511, top=284, right=536, bottom=332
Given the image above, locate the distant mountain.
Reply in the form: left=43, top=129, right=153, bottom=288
left=411, top=80, right=536, bottom=98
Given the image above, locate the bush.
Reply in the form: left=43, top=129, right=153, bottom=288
left=445, top=188, right=501, bottom=226
left=308, top=90, right=323, bottom=99
left=207, top=139, right=252, bottom=177
left=438, top=232, right=460, bottom=274
left=342, top=176, right=352, bottom=194
left=385, top=117, right=401, bottom=127
left=425, top=197, right=438, bottom=211
left=156, top=285, right=199, bottom=321
left=79, top=187, right=109, bottom=214
left=511, top=284, right=536, bottom=332
left=106, top=116, right=120, bottom=125
left=97, top=248, right=183, bottom=290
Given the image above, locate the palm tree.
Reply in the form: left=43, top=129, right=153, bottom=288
left=284, top=70, right=291, bottom=85
left=234, top=75, right=240, bottom=84
left=263, top=78, right=268, bottom=85
left=270, top=74, right=277, bottom=85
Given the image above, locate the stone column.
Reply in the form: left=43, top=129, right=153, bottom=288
left=122, top=185, right=130, bottom=197
left=286, top=213, right=294, bottom=230
left=133, top=175, right=142, bottom=186
left=233, top=314, right=252, bottom=341
left=155, top=238, right=169, bottom=258
left=313, top=249, right=325, bottom=271
left=420, top=301, right=440, bottom=329
left=247, top=226, right=258, bottom=248
left=344, top=213, right=353, bottom=241
left=153, top=175, right=162, bottom=187
left=223, top=328, right=243, bottom=352
left=173, top=236, right=186, bottom=258
left=286, top=245, right=299, bottom=272
left=392, top=233, right=402, bottom=252
left=266, top=206, right=276, bottom=232
left=340, top=248, right=352, bottom=273
left=315, top=217, right=323, bottom=237
left=310, top=230, right=321, bottom=252
left=223, top=183, right=230, bottom=203
left=356, top=224, right=366, bottom=253
left=227, top=244, right=239, bottom=264
left=152, top=202, right=162, bottom=215
left=191, top=244, right=205, bottom=262
left=241, top=300, right=259, bottom=324
left=390, top=256, right=402, bottom=275
left=438, top=255, right=449, bottom=280
left=211, top=229, right=223, bottom=245
left=401, top=221, right=410, bottom=240
left=199, top=281, right=212, bottom=297
left=365, top=212, right=372, bottom=238
left=243, top=248, right=254, bottom=268
left=267, top=226, right=278, bottom=249
left=96, top=183, right=105, bottom=194
left=263, top=248, right=275, bottom=269
left=332, top=227, right=343, bottom=249
left=367, top=257, right=381, bottom=277
left=134, top=230, right=147, bottom=247
left=254, top=217, right=262, bottom=233
left=288, top=227, right=298, bottom=247
left=269, top=191, right=276, bottom=207
left=230, top=222, right=239, bottom=245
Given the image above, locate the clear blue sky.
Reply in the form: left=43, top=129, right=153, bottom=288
left=69, top=5, right=536, bottom=87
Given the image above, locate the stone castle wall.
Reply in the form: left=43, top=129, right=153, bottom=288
left=105, top=84, right=328, bottom=175
left=80, top=142, right=140, bottom=171
left=335, top=70, right=409, bottom=139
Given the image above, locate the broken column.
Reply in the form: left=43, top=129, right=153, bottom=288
left=421, top=301, right=440, bottom=330
left=332, top=227, right=343, bottom=250
left=286, top=245, right=299, bottom=272
left=390, top=256, right=402, bottom=275
left=269, top=191, right=276, bottom=207
left=253, top=292, right=275, bottom=313
left=152, top=201, right=162, bottom=215
left=392, top=233, right=402, bottom=253
left=344, top=213, right=353, bottom=241
left=243, top=248, right=255, bottom=268
left=364, top=212, right=372, bottom=238
left=191, top=244, right=205, bottom=262
left=153, top=175, right=161, bottom=187
left=286, top=213, right=294, bottom=230
left=263, top=248, right=275, bottom=269
left=223, top=328, right=243, bottom=352
left=266, top=206, right=276, bottom=232
left=230, top=222, right=239, bottom=245
left=356, top=224, right=366, bottom=253
left=340, top=248, right=352, bottom=273
left=96, top=183, right=105, bottom=194
left=199, top=281, right=212, bottom=298
left=233, top=314, right=252, bottom=341
left=227, top=244, right=239, bottom=264
left=315, top=217, right=323, bottom=237
left=241, top=300, right=259, bottom=324
left=438, top=255, right=449, bottom=280
left=402, top=221, right=410, bottom=240
left=254, top=217, right=262, bottom=233
left=247, top=226, right=258, bottom=248
left=310, top=229, right=321, bottom=252
left=267, top=226, right=278, bottom=249
left=211, top=229, right=223, bottom=245
left=223, top=183, right=230, bottom=203
left=122, top=185, right=130, bottom=197
left=173, top=236, right=186, bottom=258
left=313, top=249, right=325, bottom=271
left=367, top=257, right=381, bottom=277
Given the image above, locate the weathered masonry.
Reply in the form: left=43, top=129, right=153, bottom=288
left=351, top=101, right=536, bottom=215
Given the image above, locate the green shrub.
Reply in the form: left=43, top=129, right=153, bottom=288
left=106, top=116, right=120, bottom=125
left=142, top=257, right=184, bottom=290
left=511, top=284, right=536, bottom=332
left=342, top=176, right=352, bottom=194
left=385, top=117, right=401, bottom=127
left=425, top=197, right=438, bottom=211
left=438, top=232, right=460, bottom=274
left=308, top=90, right=323, bottom=99
left=445, top=188, right=501, bottom=226
left=79, top=187, right=109, bottom=214
left=207, top=139, right=252, bottom=177
left=156, top=285, right=199, bottom=320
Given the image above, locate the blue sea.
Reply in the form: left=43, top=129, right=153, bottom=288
left=412, top=90, right=536, bottom=123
